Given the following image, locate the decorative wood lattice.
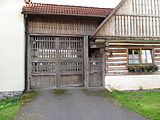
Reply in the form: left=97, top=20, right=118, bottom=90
left=29, top=36, right=84, bottom=88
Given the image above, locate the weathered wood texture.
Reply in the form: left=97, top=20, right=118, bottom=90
left=28, top=15, right=104, bottom=36
left=29, top=36, right=84, bottom=88
left=115, top=15, right=160, bottom=37
left=84, top=36, right=89, bottom=87
left=131, top=0, right=160, bottom=15
left=105, top=42, right=160, bottom=76
left=95, top=0, right=160, bottom=37
left=89, top=57, right=103, bottom=87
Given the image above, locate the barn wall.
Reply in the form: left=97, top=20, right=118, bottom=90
left=96, top=16, right=115, bottom=36
left=28, top=15, right=104, bottom=35
left=96, top=0, right=160, bottom=37
left=0, top=0, right=25, bottom=91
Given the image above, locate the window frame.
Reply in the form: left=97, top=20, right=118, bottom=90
left=127, top=48, right=154, bottom=66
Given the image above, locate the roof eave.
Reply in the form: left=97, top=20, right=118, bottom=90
left=22, top=11, right=108, bottom=18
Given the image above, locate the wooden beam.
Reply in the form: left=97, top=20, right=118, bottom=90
left=84, top=36, right=89, bottom=87
left=22, top=12, right=107, bottom=18
left=27, top=35, right=31, bottom=91
left=102, top=54, right=106, bottom=87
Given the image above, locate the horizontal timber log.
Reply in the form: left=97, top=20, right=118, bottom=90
left=107, top=63, right=127, bottom=66
left=155, top=49, right=160, bottom=53
left=90, top=42, right=105, bottom=45
left=107, top=67, right=128, bottom=71
left=106, top=58, right=127, bottom=62
left=108, top=45, right=160, bottom=48
left=106, top=72, right=160, bottom=76
left=106, top=49, right=127, bottom=53
left=155, top=58, right=160, bottom=61
left=106, top=54, right=127, bottom=57
left=155, top=54, right=160, bottom=57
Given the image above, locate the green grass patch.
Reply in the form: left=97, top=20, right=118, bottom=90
left=82, top=89, right=109, bottom=98
left=0, top=91, right=37, bottom=120
left=109, top=90, right=160, bottom=120
left=54, top=89, right=67, bottom=96
left=83, top=89, right=160, bottom=120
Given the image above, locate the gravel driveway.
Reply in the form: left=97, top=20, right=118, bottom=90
left=14, top=88, right=147, bottom=120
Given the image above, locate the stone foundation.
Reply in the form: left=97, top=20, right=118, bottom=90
left=0, top=91, right=23, bottom=99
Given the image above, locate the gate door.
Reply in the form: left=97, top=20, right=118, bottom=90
left=29, top=36, right=84, bottom=88
left=89, top=57, right=103, bottom=87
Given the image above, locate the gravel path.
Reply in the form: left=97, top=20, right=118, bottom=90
left=14, top=89, right=147, bottom=120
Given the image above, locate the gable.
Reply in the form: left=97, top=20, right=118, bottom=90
left=94, top=0, right=160, bottom=38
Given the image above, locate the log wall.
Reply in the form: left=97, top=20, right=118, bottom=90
left=105, top=42, right=160, bottom=76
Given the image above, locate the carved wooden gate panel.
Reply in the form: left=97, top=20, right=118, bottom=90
left=29, top=36, right=84, bottom=88
left=89, top=57, right=103, bottom=87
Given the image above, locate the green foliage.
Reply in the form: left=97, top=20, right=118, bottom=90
left=128, top=64, right=159, bottom=72
left=54, top=89, right=67, bottom=95
left=82, top=89, right=109, bottom=98
left=20, top=91, right=37, bottom=103
left=0, top=91, right=37, bottom=120
left=0, top=105, right=19, bottom=120
left=109, top=90, right=160, bottom=120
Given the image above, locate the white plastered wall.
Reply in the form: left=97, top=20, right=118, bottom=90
left=0, top=0, right=25, bottom=91
left=105, top=75, right=160, bottom=91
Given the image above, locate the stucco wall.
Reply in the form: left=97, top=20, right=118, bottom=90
left=0, top=0, right=25, bottom=91
left=105, top=75, right=160, bottom=91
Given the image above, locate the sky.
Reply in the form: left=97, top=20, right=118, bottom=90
left=32, top=0, right=121, bottom=8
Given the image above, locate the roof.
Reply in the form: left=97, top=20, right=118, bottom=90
left=22, top=3, right=113, bottom=17
left=92, top=0, right=125, bottom=37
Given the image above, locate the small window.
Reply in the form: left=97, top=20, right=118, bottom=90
left=128, top=49, right=140, bottom=64
left=141, top=50, right=152, bottom=64
left=128, top=49, right=153, bottom=65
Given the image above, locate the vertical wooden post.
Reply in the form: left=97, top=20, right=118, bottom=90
left=84, top=36, right=89, bottom=87
left=102, top=53, right=106, bottom=87
left=55, top=37, right=60, bottom=87
left=24, top=14, right=30, bottom=91
left=27, top=35, right=31, bottom=91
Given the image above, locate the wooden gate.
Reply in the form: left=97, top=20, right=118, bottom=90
left=28, top=36, right=84, bottom=88
left=89, top=57, right=104, bottom=87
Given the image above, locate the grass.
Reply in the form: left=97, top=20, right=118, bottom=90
left=83, top=89, right=160, bottom=120
left=109, top=90, right=160, bottom=120
left=0, top=91, right=37, bottom=120
left=54, top=89, right=67, bottom=95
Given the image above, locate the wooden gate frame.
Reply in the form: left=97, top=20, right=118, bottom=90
left=26, top=34, right=89, bottom=90
left=102, top=54, right=106, bottom=87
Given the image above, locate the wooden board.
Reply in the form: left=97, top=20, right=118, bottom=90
left=28, top=15, right=103, bottom=36
left=89, top=57, right=103, bottom=87
left=29, top=36, right=84, bottom=88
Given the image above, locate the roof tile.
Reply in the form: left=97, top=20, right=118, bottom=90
left=22, top=3, right=113, bottom=17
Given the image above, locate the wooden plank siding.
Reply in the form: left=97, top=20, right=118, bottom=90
left=105, top=42, right=160, bottom=76
left=28, top=15, right=104, bottom=35
left=115, top=15, right=160, bottom=37
left=95, top=0, right=160, bottom=37
left=131, top=0, right=160, bottom=15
